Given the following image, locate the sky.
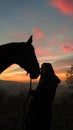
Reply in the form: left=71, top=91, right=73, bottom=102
left=0, top=0, right=73, bottom=82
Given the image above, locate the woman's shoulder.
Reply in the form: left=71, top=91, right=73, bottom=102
left=46, top=73, right=61, bottom=84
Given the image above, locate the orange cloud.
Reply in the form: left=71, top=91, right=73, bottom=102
left=32, top=28, right=45, bottom=40
left=0, top=64, right=27, bottom=82
left=56, top=72, right=66, bottom=81
left=51, top=0, right=73, bottom=15
left=1, top=74, right=30, bottom=82
left=0, top=70, right=30, bottom=82
left=61, top=45, right=73, bottom=53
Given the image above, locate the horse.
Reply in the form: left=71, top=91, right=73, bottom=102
left=0, top=35, right=40, bottom=79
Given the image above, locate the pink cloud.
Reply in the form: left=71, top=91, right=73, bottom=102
left=49, top=53, right=58, bottom=58
left=51, top=0, right=73, bottom=15
left=32, top=28, right=45, bottom=40
left=36, top=47, right=58, bottom=60
left=64, top=41, right=73, bottom=46
left=48, top=40, right=60, bottom=46
left=36, top=47, right=48, bottom=57
left=61, top=45, right=73, bottom=53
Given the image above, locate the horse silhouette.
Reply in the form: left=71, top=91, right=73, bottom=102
left=0, top=36, right=40, bottom=79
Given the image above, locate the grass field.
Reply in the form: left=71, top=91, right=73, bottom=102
left=0, top=81, right=73, bottom=130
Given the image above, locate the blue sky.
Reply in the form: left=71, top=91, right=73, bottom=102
left=0, top=0, right=73, bottom=82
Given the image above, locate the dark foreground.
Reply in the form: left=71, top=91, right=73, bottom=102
left=51, top=104, right=73, bottom=130
left=0, top=84, right=73, bottom=130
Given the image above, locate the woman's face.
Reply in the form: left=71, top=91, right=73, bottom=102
left=41, top=65, right=47, bottom=75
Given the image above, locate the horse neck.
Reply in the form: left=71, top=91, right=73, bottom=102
left=0, top=42, right=26, bottom=74
left=0, top=43, right=15, bottom=73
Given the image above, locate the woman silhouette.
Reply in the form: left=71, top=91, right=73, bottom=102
left=25, top=62, right=61, bottom=130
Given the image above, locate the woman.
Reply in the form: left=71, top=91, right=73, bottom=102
left=25, top=62, right=61, bottom=130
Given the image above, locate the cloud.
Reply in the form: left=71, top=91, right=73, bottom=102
left=53, top=55, right=73, bottom=70
left=50, top=0, right=73, bottom=15
left=36, top=47, right=48, bottom=57
left=8, top=31, right=29, bottom=41
left=32, top=28, right=45, bottom=40
left=35, top=47, right=58, bottom=66
left=0, top=73, right=29, bottom=82
left=0, top=64, right=28, bottom=82
left=36, top=47, right=58, bottom=58
left=64, top=41, right=73, bottom=46
left=53, top=55, right=73, bottom=79
left=61, top=45, right=73, bottom=53
left=48, top=40, right=60, bottom=47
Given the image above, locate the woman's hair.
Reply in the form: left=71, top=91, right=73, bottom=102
left=41, top=63, right=54, bottom=76
left=40, top=62, right=61, bottom=84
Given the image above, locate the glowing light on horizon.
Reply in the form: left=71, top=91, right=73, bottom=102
left=0, top=65, right=66, bottom=82
left=0, top=64, right=40, bottom=82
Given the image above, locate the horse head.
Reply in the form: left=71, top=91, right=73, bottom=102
left=16, top=36, right=40, bottom=79
left=0, top=36, right=40, bottom=79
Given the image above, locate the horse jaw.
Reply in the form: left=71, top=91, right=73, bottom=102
left=30, top=68, right=40, bottom=79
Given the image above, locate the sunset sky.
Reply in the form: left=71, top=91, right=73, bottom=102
left=0, top=0, right=73, bottom=82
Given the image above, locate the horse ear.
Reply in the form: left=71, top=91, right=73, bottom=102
left=27, top=35, right=33, bottom=44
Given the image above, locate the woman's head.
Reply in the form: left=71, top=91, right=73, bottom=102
left=40, top=62, right=61, bottom=84
left=40, top=63, right=54, bottom=76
